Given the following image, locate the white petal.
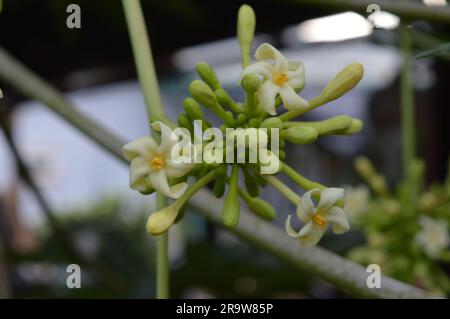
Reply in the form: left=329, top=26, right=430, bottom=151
left=165, top=158, right=192, bottom=178
left=298, top=221, right=314, bottom=237
left=299, top=224, right=327, bottom=247
left=149, top=170, right=187, bottom=199
left=279, top=85, right=309, bottom=111
left=151, top=121, right=177, bottom=154
left=285, top=215, right=302, bottom=238
left=257, top=80, right=279, bottom=115
left=123, top=136, right=158, bottom=161
left=325, top=207, right=350, bottom=234
left=287, top=62, right=305, bottom=89
left=317, top=187, right=345, bottom=211
left=129, top=157, right=151, bottom=190
left=239, top=61, right=274, bottom=82
left=254, top=43, right=288, bottom=73
left=297, top=189, right=318, bottom=222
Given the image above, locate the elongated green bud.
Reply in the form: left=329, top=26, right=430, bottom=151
left=196, top=62, right=221, bottom=91
left=215, top=89, right=243, bottom=113
left=281, top=126, right=318, bottom=144
left=189, top=80, right=216, bottom=108
left=213, top=175, right=226, bottom=198
left=314, top=63, right=364, bottom=105
left=340, top=119, right=363, bottom=135
left=279, top=150, right=286, bottom=160
left=183, top=97, right=204, bottom=120
left=178, top=113, right=193, bottom=132
left=242, top=166, right=259, bottom=197
left=237, top=5, right=256, bottom=48
left=260, top=117, right=283, bottom=130
left=241, top=73, right=261, bottom=93
left=222, top=165, right=240, bottom=228
left=190, top=80, right=234, bottom=125
left=247, top=197, right=276, bottom=220
left=236, top=113, right=247, bottom=125
left=354, top=156, right=376, bottom=178
left=370, top=175, right=388, bottom=197
left=248, top=118, right=261, bottom=128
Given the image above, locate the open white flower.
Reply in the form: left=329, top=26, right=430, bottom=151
left=240, top=43, right=308, bottom=115
left=415, top=217, right=449, bottom=259
left=285, top=188, right=350, bottom=246
left=123, top=121, right=193, bottom=199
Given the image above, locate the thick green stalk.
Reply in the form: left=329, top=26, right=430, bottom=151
left=263, top=175, right=301, bottom=205
left=281, top=162, right=326, bottom=191
left=400, top=24, right=417, bottom=205
left=122, top=0, right=169, bottom=299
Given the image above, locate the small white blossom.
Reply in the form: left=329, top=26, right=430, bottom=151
left=123, top=121, right=193, bottom=199
left=285, top=188, right=350, bottom=246
left=415, top=216, right=449, bottom=258
left=240, top=43, right=308, bottom=115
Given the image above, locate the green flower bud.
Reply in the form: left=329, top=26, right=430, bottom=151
left=242, top=166, right=259, bottom=197
left=248, top=118, right=261, bottom=128
left=279, top=150, right=286, bottom=160
left=213, top=175, right=226, bottom=198
left=371, top=175, right=388, bottom=196
left=260, top=117, right=283, bottom=130
left=222, top=165, right=240, bottom=228
left=241, top=73, right=261, bottom=93
left=340, top=119, right=363, bottom=135
left=178, top=113, right=193, bottom=132
left=354, top=156, right=376, bottom=178
left=281, top=126, right=318, bottom=144
left=237, top=4, right=256, bottom=47
left=215, top=89, right=243, bottom=113
left=189, top=80, right=217, bottom=108
left=236, top=113, right=248, bottom=126
left=183, top=97, right=204, bottom=120
left=196, top=62, right=221, bottom=91
left=190, top=80, right=234, bottom=125
left=315, top=63, right=364, bottom=105
left=247, top=197, right=276, bottom=220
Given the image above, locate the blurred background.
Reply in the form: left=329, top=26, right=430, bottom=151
left=0, top=0, right=449, bottom=298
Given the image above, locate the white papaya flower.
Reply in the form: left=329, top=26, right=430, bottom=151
left=123, top=121, right=193, bottom=199
left=415, top=217, right=449, bottom=259
left=285, top=188, right=350, bottom=246
left=240, top=43, right=308, bottom=115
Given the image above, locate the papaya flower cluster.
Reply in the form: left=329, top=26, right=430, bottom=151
left=348, top=156, right=450, bottom=293
left=122, top=5, right=365, bottom=246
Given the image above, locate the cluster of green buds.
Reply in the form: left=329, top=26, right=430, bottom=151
left=122, top=5, right=365, bottom=247
left=348, top=156, right=450, bottom=293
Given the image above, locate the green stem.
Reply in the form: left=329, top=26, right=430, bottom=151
left=281, top=162, right=325, bottom=191
left=122, top=0, right=169, bottom=299
left=263, top=175, right=300, bottom=205
left=399, top=23, right=417, bottom=205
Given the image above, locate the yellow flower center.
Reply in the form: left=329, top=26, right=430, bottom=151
left=149, top=156, right=165, bottom=171
left=312, top=212, right=327, bottom=227
left=274, top=72, right=289, bottom=86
